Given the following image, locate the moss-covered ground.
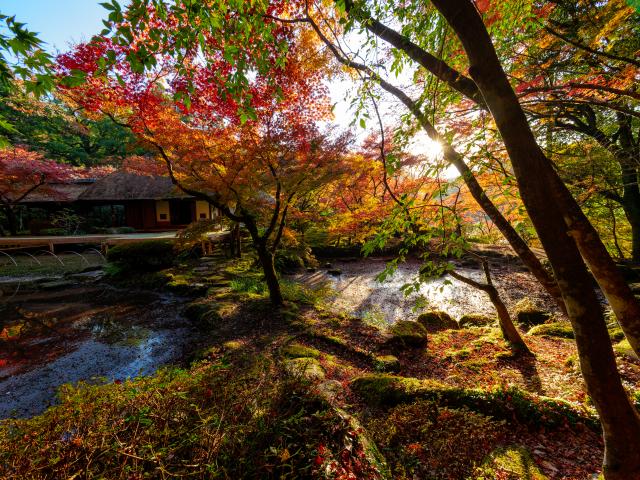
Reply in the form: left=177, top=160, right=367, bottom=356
left=2, top=252, right=640, bottom=479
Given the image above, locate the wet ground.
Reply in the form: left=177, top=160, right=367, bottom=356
left=0, top=284, right=197, bottom=418
left=292, top=256, right=560, bottom=325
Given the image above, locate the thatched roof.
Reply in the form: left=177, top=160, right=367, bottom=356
left=19, top=172, right=191, bottom=203
left=20, top=181, right=94, bottom=204
left=80, top=172, right=189, bottom=201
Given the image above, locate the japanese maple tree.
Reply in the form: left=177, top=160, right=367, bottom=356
left=0, top=146, right=72, bottom=235
left=56, top=12, right=351, bottom=305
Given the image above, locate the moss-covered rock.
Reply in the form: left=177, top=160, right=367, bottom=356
left=516, top=310, right=552, bottom=328
left=183, top=301, right=222, bottom=330
left=374, top=355, right=401, bottom=373
left=528, top=322, right=574, bottom=339
left=349, top=374, right=598, bottom=430
left=222, top=340, right=243, bottom=351
left=280, top=343, right=321, bottom=359
left=476, top=446, right=548, bottom=480
left=608, top=326, right=626, bottom=342
left=417, top=310, right=459, bottom=331
left=284, top=357, right=325, bottom=380
left=613, top=338, right=639, bottom=360
left=387, top=321, right=428, bottom=348
left=459, top=313, right=496, bottom=327
left=350, top=374, right=425, bottom=407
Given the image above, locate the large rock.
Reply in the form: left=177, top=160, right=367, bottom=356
left=458, top=313, right=496, bottom=327
left=516, top=310, right=552, bottom=328
left=527, top=322, right=574, bottom=339
left=374, top=355, right=401, bottom=373
left=280, top=343, right=321, bottom=359
left=284, top=357, right=325, bottom=380
left=387, top=321, right=428, bottom=348
left=417, top=310, right=458, bottom=331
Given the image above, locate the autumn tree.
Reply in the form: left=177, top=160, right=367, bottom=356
left=57, top=14, right=350, bottom=305
left=0, top=146, right=72, bottom=234
left=66, top=1, right=640, bottom=474
left=514, top=0, right=640, bottom=261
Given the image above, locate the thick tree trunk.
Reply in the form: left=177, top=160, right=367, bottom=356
left=445, top=150, right=565, bottom=312
left=256, top=243, right=284, bottom=306
left=431, top=1, right=640, bottom=477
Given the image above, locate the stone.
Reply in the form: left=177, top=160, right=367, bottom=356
left=387, top=321, right=428, bottom=348
left=374, top=355, right=400, bottom=373
left=479, top=446, right=548, bottom=480
left=317, top=379, right=343, bottom=401
left=613, top=338, right=639, bottom=360
left=280, top=343, right=321, bottom=359
left=69, top=270, right=105, bottom=282
left=458, top=313, right=496, bottom=327
left=417, top=310, right=459, bottom=331
left=527, top=322, right=574, bottom=339
left=39, top=280, right=76, bottom=290
left=516, top=310, right=552, bottom=328
left=284, top=357, right=325, bottom=380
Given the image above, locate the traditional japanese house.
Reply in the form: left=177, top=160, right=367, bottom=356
left=19, top=171, right=219, bottom=233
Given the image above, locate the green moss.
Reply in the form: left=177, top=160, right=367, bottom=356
left=280, top=343, right=321, bottom=359
left=222, top=341, right=243, bottom=351
left=475, top=446, right=548, bottom=479
left=349, top=374, right=598, bottom=430
left=447, top=347, right=472, bottom=360
left=416, top=310, right=459, bottom=331
left=184, top=301, right=223, bottom=330
left=459, top=313, right=496, bottom=327
left=387, top=321, right=428, bottom=348
left=608, top=326, right=626, bottom=342
left=374, top=355, right=401, bottom=373
left=613, top=338, right=639, bottom=360
left=528, top=322, right=574, bottom=339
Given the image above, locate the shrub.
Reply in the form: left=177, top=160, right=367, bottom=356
left=274, top=249, right=305, bottom=273
left=40, top=227, right=68, bottom=236
left=106, top=240, right=175, bottom=275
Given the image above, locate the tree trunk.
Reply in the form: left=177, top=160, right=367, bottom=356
left=431, top=1, right=640, bottom=477
left=3, top=205, right=17, bottom=236
left=445, top=150, right=565, bottom=312
left=617, top=160, right=640, bottom=262
left=449, top=268, right=529, bottom=353
left=256, top=242, right=284, bottom=306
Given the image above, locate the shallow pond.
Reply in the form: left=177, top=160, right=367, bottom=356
left=292, top=256, right=556, bottom=325
left=0, top=285, right=197, bottom=419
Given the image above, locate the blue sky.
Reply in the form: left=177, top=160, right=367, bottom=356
left=2, top=0, right=107, bottom=53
